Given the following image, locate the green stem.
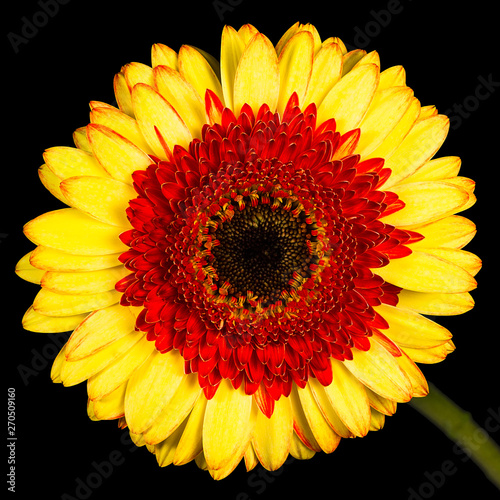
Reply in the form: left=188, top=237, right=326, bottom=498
left=409, top=382, right=500, bottom=489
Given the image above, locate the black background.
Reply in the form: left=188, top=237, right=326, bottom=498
left=4, top=0, right=499, bottom=498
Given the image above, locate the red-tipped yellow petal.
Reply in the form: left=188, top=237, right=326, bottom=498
left=303, top=40, right=343, bottom=107
left=131, top=83, right=192, bottom=160
left=125, top=349, right=186, bottom=435
left=294, top=384, right=341, bottom=453
left=41, top=265, right=128, bottom=295
left=203, top=379, right=255, bottom=472
left=65, top=304, right=136, bottom=361
left=422, top=248, right=481, bottom=276
left=155, top=419, right=187, bottom=467
left=178, top=45, right=224, bottom=104
left=233, top=33, right=280, bottom=115
left=396, top=351, right=429, bottom=397
left=277, top=30, right=314, bottom=114
left=22, top=306, right=87, bottom=333
left=380, top=181, right=470, bottom=227
left=90, top=105, right=154, bottom=155
left=15, top=252, right=45, bottom=284
left=376, top=249, right=477, bottom=293
left=409, top=215, right=476, bottom=250
left=356, top=86, right=414, bottom=157
left=376, top=304, right=452, bottom=349
left=220, top=25, right=246, bottom=111
left=30, top=246, right=121, bottom=272
left=289, top=431, right=316, bottom=460
left=402, top=341, right=455, bottom=364
left=87, top=335, right=155, bottom=400
left=38, top=164, right=67, bottom=204
left=174, top=396, right=208, bottom=466
left=401, top=156, right=462, bottom=183
left=323, top=359, right=371, bottom=437
left=365, top=388, right=397, bottom=415
left=113, top=72, right=134, bottom=117
left=87, top=124, right=153, bottom=184
left=317, top=63, right=379, bottom=132
left=60, top=330, right=142, bottom=386
left=383, top=115, right=450, bottom=187
left=143, top=374, right=202, bottom=445
left=153, top=65, right=205, bottom=139
left=151, top=43, right=178, bottom=70
left=44, top=146, right=108, bottom=180
left=33, top=287, right=120, bottom=317
left=369, top=409, right=386, bottom=431
left=343, top=337, right=413, bottom=402
left=24, top=208, right=128, bottom=255
left=252, top=395, right=293, bottom=470
left=92, top=382, right=127, bottom=420
left=378, top=65, right=406, bottom=90
left=397, top=290, right=474, bottom=316
left=60, top=175, right=135, bottom=227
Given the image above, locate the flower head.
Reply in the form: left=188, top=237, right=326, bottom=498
left=17, top=22, right=480, bottom=479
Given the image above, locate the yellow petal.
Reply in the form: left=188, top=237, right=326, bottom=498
left=155, top=419, right=187, bottom=467
left=151, top=43, right=178, bottom=70
left=277, top=30, right=314, bottom=114
left=409, top=215, right=476, bottom=250
left=87, top=335, right=155, bottom=400
left=65, top=304, right=136, bottom=361
left=233, top=33, right=280, bottom=115
left=365, top=387, right=397, bottom=415
left=317, top=63, right=379, bottom=132
left=51, top=343, right=67, bottom=383
left=41, top=265, right=128, bottom=295
left=203, top=379, right=255, bottom=471
left=131, top=83, right=192, bottom=160
left=343, top=336, right=413, bottom=402
left=60, top=175, right=135, bottom=227
left=24, top=208, right=128, bottom=255
left=220, top=25, right=246, bottom=111
left=92, top=382, right=127, bottom=420
left=353, top=50, right=380, bottom=69
left=38, top=164, right=67, bottom=205
left=376, top=250, right=477, bottom=293
left=252, top=395, right=293, bottom=470
left=396, top=350, right=429, bottom=397
left=422, top=248, right=481, bottom=276
left=322, top=359, right=371, bottom=437
left=356, top=86, right=414, bottom=157
left=113, top=71, right=134, bottom=117
left=376, top=304, right=452, bottom=349
left=382, top=115, right=450, bottom=187
left=275, top=23, right=300, bottom=56
left=33, top=287, right=120, bottom=317
left=90, top=105, right=155, bottom=155
left=341, top=50, right=367, bottom=75
left=73, top=126, right=91, bottom=152
left=400, top=156, right=461, bottom=183
left=22, top=306, right=87, bottom=333
left=302, top=41, right=343, bottom=108
left=308, top=378, right=352, bottom=438
left=369, top=408, right=386, bottom=431
left=244, top=444, right=259, bottom=472
left=402, top=341, right=454, bottom=364
left=294, top=384, right=341, bottom=453
left=87, top=124, right=153, bottom=184
left=30, top=246, right=121, bottom=272
left=178, top=45, right=224, bottom=104
left=289, top=383, right=321, bottom=452
left=60, top=330, right=142, bottom=386
left=122, top=62, right=154, bottom=91
left=378, top=65, right=406, bottom=90
left=153, top=65, right=206, bottom=139
left=43, top=146, right=108, bottom=179
left=397, top=290, right=474, bottom=316
left=143, top=374, right=201, bottom=445
left=380, top=181, right=470, bottom=227
left=174, top=395, right=208, bottom=466
left=365, top=97, right=421, bottom=160
left=289, top=431, right=316, bottom=460
left=125, top=349, right=186, bottom=434
left=418, top=105, right=438, bottom=120
left=15, top=252, right=45, bottom=284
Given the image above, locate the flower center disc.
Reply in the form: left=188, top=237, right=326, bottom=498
left=116, top=94, right=420, bottom=405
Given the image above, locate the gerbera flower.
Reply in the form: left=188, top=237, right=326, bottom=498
left=16, top=22, right=480, bottom=479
